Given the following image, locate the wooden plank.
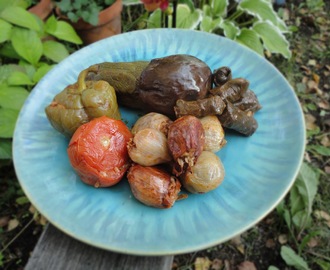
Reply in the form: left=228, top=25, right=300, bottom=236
left=25, top=224, right=174, bottom=270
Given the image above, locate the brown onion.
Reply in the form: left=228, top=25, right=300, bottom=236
left=127, top=128, right=171, bottom=166
left=200, top=115, right=226, bottom=152
left=131, top=112, right=172, bottom=136
left=127, top=164, right=181, bottom=208
left=181, top=151, right=225, bottom=194
left=167, top=115, right=205, bottom=177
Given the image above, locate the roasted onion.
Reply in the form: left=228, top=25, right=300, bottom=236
left=200, top=115, right=226, bottom=152
left=131, top=112, right=172, bottom=135
left=127, top=164, right=181, bottom=208
left=127, top=128, right=171, bottom=166
left=180, top=151, right=225, bottom=194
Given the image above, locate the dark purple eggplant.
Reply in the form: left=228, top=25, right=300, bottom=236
left=136, top=54, right=212, bottom=117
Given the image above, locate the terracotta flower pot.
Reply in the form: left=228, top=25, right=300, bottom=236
left=62, top=0, right=123, bottom=45
left=28, top=0, right=54, bottom=20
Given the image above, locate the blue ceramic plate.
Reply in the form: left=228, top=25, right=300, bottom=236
left=13, top=29, right=305, bottom=255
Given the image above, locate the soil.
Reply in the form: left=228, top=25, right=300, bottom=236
left=0, top=0, right=329, bottom=269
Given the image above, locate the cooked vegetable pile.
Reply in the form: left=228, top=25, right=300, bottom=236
left=45, top=54, right=261, bottom=208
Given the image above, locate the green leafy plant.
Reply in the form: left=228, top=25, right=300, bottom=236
left=55, top=0, right=116, bottom=26
left=274, top=162, right=321, bottom=269
left=146, top=0, right=291, bottom=58
left=0, top=1, right=82, bottom=160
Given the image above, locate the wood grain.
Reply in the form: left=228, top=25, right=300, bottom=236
left=25, top=224, right=174, bottom=270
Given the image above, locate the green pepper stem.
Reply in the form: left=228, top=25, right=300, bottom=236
left=77, top=66, right=99, bottom=92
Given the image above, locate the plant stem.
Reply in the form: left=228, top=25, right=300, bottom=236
left=0, top=216, right=35, bottom=254
left=227, top=10, right=244, bottom=21
left=238, top=19, right=256, bottom=27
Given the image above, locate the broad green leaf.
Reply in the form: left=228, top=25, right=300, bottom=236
left=289, top=185, right=305, bottom=217
left=280, top=246, right=310, bottom=270
left=0, top=139, right=12, bottom=159
left=0, top=108, right=19, bottom=138
left=0, top=85, right=29, bottom=109
left=16, top=196, right=30, bottom=205
left=202, top=4, right=212, bottom=17
left=238, top=0, right=279, bottom=27
left=0, top=64, right=23, bottom=84
left=18, top=61, right=36, bottom=80
left=44, top=15, right=57, bottom=34
left=46, top=20, right=82, bottom=44
left=147, top=9, right=161, bottom=28
left=220, top=20, right=239, bottom=39
left=176, top=4, right=202, bottom=29
left=307, top=145, right=330, bottom=156
left=292, top=210, right=311, bottom=230
left=11, top=27, right=43, bottom=65
left=0, top=6, right=40, bottom=31
left=0, top=19, right=12, bottom=43
left=253, top=21, right=291, bottom=58
left=211, top=0, right=228, bottom=17
left=7, top=71, right=34, bottom=86
left=178, top=0, right=195, bottom=12
left=43, top=40, right=69, bottom=63
left=283, top=208, right=291, bottom=228
left=315, top=259, right=330, bottom=270
left=268, top=267, right=280, bottom=270
left=235, top=28, right=264, bottom=56
left=200, top=16, right=213, bottom=32
left=295, top=162, right=319, bottom=215
left=33, top=64, right=54, bottom=83
left=200, top=16, right=222, bottom=33
left=0, top=42, right=21, bottom=60
left=0, top=0, right=29, bottom=11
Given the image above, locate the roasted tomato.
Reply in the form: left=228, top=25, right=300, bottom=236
left=67, top=116, right=132, bottom=187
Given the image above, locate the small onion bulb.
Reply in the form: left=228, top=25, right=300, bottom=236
left=181, top=151, right=225, bottom=194
left=131, top=112, right=172, bottom=135
left=127, top=128, right=171, bottom=166
left=200, top=115, right=226, bottom=152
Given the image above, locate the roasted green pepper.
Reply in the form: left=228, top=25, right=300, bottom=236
left=45, top=68, right=121, bottom=137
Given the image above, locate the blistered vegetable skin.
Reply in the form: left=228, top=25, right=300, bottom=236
left=136, top=54, right=212, bottom=117
left=167, top=115, right=205, bottom=176
left=67, top=116, right=132, bottom=187
left=127, top=164, right=181, bottom=208
left=45, top=69, right=121, bottom=137
left=181, top=151, right=225, bottom=194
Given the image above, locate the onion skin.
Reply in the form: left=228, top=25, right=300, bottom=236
left=181, top=151, right=225, bottom=194
left=127, top=128, right=172, bottom=166
left=200, top=115, right=226, bottom=152
left=131, top=112, right=172, bottom=136
left=167, top=115, right=205, bottom=177
left=67, top=116, right=132, bottom=187
left=127, top=164, right=181, bottom=208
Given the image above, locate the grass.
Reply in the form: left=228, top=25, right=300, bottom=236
left=1, top=0, right=330, bottom=269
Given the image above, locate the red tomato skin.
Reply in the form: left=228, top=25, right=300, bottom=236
left=67, top=116, right=132, bottom=187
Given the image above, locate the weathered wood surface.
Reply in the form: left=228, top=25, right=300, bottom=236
left=25, top=224, right=174, bottom=270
